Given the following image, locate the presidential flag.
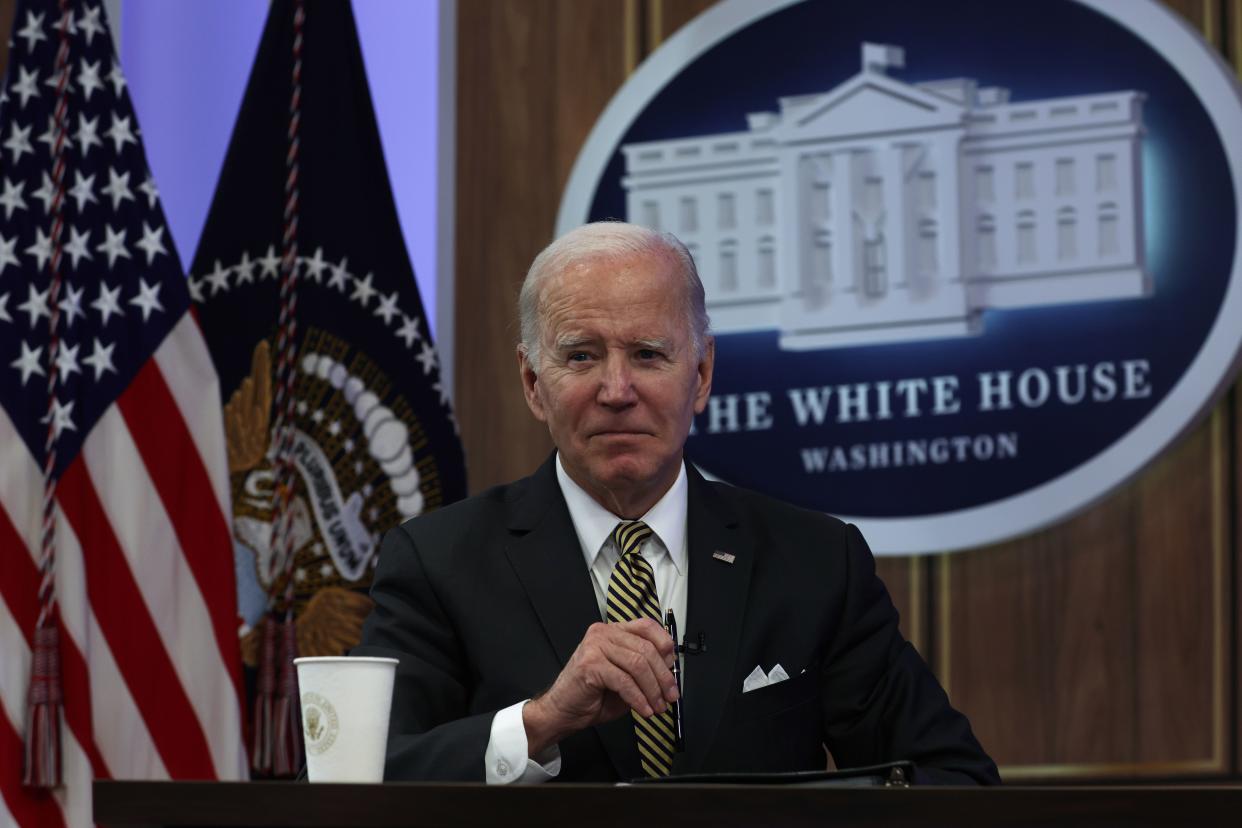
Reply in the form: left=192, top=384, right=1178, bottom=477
left=188, top=0, right=466, bottom=775
left=0, top=1, right=245, bottom=824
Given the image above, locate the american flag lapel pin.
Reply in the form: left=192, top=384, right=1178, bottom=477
left=712, top=550, right=736, bottom=564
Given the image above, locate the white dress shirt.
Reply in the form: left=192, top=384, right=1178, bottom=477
left=483, top=454, right=689, bottom=784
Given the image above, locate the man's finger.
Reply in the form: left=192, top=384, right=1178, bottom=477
left=593, top=660, right=654, bottom=718
left=615, top=617, right=676, bottom=662
left=600, top=638, right=669, bottom=713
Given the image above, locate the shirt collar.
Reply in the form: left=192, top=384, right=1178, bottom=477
left=555, top=452, right=687, bottom=576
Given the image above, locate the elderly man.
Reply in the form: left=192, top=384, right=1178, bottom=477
left=355, top=222, right=998, bottom=785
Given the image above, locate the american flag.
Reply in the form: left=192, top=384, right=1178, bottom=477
left=0, top=1, right=245, bottom=825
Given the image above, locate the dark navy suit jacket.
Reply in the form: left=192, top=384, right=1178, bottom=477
left=354, top=455, right=999, bottom=784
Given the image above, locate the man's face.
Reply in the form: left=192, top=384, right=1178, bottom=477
left=518, top=249, right=714, bottom=515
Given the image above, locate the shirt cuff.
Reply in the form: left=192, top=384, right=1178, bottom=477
left=484, top=700, right=562, bottom=784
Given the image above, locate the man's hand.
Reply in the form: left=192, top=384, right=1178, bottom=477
left=522, top=619, right=679, bottom=756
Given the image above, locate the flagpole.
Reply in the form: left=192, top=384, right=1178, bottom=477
left=261, top=0, right=307, bottom=779
left=23, top=0, right=74, bottom=791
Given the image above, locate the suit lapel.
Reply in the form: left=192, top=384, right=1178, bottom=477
left=676, top=464, right=751, bottom=775
left=502, top=455, right=641, bottom=780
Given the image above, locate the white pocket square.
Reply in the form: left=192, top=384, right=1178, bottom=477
left=742, top=663, right=790, bottom=693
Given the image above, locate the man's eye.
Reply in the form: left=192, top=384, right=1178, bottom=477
left=569, top=352, right=591, bottom=362
left=637, top=349, right=661, bottom=360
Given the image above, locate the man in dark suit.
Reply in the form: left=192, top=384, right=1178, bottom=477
left=355, top=222, right=998, bottom=785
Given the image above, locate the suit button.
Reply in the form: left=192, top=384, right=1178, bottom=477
left=497, top=760, right=510, bottom=777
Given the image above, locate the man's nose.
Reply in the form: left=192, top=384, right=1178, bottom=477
left=597, top=356, right=638, bottom=408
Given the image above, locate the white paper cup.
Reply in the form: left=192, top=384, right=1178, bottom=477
left=294, top=656, right=398, bottom=783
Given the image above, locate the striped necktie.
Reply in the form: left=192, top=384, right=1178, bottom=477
left=605, top=520, right=675, bottom=777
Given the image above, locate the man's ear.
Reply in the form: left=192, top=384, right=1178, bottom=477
left=693, top=336, right=715, bottom=415
left=517, top=345, right=548, bottom=422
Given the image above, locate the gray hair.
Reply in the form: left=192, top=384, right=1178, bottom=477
left=518, top=222, right=710, bottom=372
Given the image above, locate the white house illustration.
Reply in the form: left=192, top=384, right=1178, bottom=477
left=622, top=43, right=1149, bottom=349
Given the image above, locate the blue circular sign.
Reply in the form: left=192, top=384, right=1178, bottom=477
left=559, top=0, right=1242, bottom=553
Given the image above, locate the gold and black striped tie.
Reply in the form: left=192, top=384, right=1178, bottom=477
left=605, top=520, right=675, bottom=777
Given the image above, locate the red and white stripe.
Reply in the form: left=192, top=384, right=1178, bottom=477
left=0, top=314, right=245, bottom=827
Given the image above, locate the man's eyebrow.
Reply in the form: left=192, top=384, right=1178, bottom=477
left=553, top=335, right=595, bottom=351
left=635, top=338, right=672, bottom=351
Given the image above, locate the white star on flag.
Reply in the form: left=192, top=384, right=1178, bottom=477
left=101, top=166, right=134, bottom=208
left=374, top=290, right=400, bottom=324
left=58, top=283, right=86, bottom=327
left=204, top=260, right=231, bottom=295
left=90, top=280, right=124, bottom=325
left=350, top=271, right=377, bottom=306
left=43, top=396, right=76, bottom=437
left=135, top=220, right=167, bottom=263
left=17, top=283, right=50, bottom=327
left=105, top=113, right=136, bottom=153
left=258, top=244, right=281, bottom=279
left=32, top=171, right=56, bottom=212
left=96, top=223, right=130, bottom=267
left=75, top=112, right=103, bottom=156
left=16, top=10, right=46, bottom=51
left=76, top=4, right=105, bottom=44
left=64, top=225, right=94, bottom=268
left=129, top=277, right=164, bottom=321
left=55, top=340, right=82, bottom=384
left=327, top=256, right=350, bottom=291
left=234, top=251, right=256, bottom=284
left=415, top=340, right=438, bottom=375
left=11, top=65, right=40, bottom=108
left=10, top=339, right=44, bottom=385
left=303, top=246, right=328, bottom=282
left=4, top=122, right=35, bottom=164
left=107, top=59, right=126, bottom=95
left=0, top=178, right=28, bottom=218
left=69, top=169, right=99, bottom=211
left=36, top=113, right=59, bottom=155
left=138, top=174, right=159, bottom=208
left=81, top=336, right=116, bottom=379
left=77, top=57, right=104, bottom=102
left=396, top=314, right=421, bottom=348
left=43, top=64, right=75, bottom=96
left=25, top=226, right=53, bottom=270
left=0, top=233, right=20, bottom=276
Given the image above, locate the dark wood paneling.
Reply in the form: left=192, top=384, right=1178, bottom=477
left=1229, top=0, right=1241, bottom=780
left=875, top=557, right=923, bottom=655
left=650, top=0, right=717, bottom=47
left=1163, top=0, right=1221, bottom=46
left=1133, top=412, right=1227, bottom=768
left=455, top=0, right=630, bottom=492
left=941, top=412, right=1227, bottom=778
left=1234, top=385, right=1241, bottom=777
left=941, top=489, right=1139, bottom=769
left=0, top=0, right=16, bottom=79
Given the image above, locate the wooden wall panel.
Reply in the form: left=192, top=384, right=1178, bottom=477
left=939, top=492, right=1140, bottom=770
left=1133, top=412, right=1227, bottom=769
left=1235, top=385, right=1241, bottom=777
left=941, top=413, right=1228, bottom=777
left=1227, top=0, right=1242, bottom=787
left=648, top=0, right=716, bottom=48
left=0, top=0, right=15, bottom=78
left=455, top=0, right=630, bottom=492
